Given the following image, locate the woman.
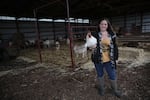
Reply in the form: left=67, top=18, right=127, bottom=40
left=88, top=18, right=122, bottom=98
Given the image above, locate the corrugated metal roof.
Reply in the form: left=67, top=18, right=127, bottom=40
left=0, top=0, right=150, bottom=18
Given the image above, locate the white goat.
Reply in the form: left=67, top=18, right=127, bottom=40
left=66, top=38, right=70, bottom=45
left=73, top=43, right=87, bottom=58
left=43, top=40, right=54, bottom=48
left=55, top=41, right=60, bottom=50
left=25, top=39, right=35, bottom=48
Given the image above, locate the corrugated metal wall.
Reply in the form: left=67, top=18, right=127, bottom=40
left=111, top=12, right=150, bottom=33
left=0, top=20, right=88, bottom=41
left=143, top=12, right=150, bottom=33
left=90, top=12, right=150, bottom=34
left=1, top=12, right=150, bottom=41
left=0, top=20, right=17, bottom=40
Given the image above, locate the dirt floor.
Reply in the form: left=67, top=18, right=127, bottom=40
left=19, top=45, right=89, bottom=67
left=0, top=58, right=150, bottom=100
left=0, top=46, right=150, bottom=100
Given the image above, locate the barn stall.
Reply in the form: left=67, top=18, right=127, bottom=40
left=0, top=0, right=150, bottom=100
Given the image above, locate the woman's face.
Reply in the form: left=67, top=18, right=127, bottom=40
left=99, top=20, right=108, bottom=32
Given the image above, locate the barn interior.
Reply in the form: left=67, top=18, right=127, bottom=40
left=0, top=0, right=150, bottom=100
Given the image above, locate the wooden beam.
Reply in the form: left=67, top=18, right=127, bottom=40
left=33, top=9, right=42, bottom=63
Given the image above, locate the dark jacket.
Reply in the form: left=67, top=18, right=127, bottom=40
left=91, top=32, right=119, bottom=63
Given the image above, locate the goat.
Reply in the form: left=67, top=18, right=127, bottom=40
left=55, top=41, right=60, bottom=50
left=25, top=40, right=36, bottom=48
left=66, top=38, right=70, bottom=45
left=43, top=40, right=54, bottom=48
left=73, top=43, right=87, bottom=58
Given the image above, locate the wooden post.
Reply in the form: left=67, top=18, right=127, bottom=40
left=66, top=0, right=75, bottom=68
left=33, top=9, right=42, bottom=63
left=52, top=18, right=56, bottom=41
left=140, top=12, right=143, bottom=33
left=124, top=15, right=126, bottom=29
left=15, top=17, right=20, bottom=33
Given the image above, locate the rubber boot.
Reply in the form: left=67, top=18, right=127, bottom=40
left=110, top=80, right=122, bottom=98
left=98, top=77, right=104, bottom=96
